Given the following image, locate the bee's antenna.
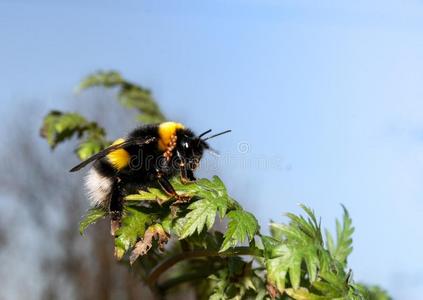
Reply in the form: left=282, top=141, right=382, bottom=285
left=199, top=129, right=212, bottom=139
left=203, top=130, right=232, bottom=141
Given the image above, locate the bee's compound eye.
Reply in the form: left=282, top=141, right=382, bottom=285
left=183, top=142, right=190, bottom=149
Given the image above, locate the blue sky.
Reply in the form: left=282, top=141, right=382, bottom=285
left=1, top=0, right=423, bottom=298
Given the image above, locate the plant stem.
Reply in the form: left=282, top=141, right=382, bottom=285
left=146, top=246, right=263, bottom=287
left=158, top=269, right=216, bottom=291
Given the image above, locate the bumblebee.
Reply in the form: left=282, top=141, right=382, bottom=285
left=70, top=121, right=230, bottom=234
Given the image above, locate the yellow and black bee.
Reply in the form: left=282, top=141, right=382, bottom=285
left=70, top=121, right=230, bottom=233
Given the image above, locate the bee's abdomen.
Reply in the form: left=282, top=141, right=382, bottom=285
left=84, top=161, right=115, bottom=207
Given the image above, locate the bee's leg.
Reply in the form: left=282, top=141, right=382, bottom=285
left=156, top=172, right=191, bottom=204
left=109, top=180, right=123, bottom=236
left=156, top=172, right=177, bottom=196
left=176, top=150, right=196, bottom=183
left=155, top=156, right=179, bottom=196
left=179, top=163, right=196, bottom=183
left=182, top=168, right=196, bottom=183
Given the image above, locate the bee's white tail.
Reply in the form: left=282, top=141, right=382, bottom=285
left=84, top=168, right=113, bottom=207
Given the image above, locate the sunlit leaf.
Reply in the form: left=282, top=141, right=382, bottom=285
left=220, top=210, right=259, bottom=252
left=325, top=205, right=354, bottom=265
left=79, top=207, right=107, bottom=235
left=114, top=207, right=155, bottom=260
left=78, top=71, right=166, bottom=123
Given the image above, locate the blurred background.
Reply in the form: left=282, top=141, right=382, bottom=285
left=1, top=0, right=423, bottom=299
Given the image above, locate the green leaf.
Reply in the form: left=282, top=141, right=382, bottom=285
left=175, top=176, right=235, bottom=239
left=78, top=70, right=124, bottom=90
left=177, top=196, right=228, bottom=239
left=125, top=177, right=198, bottom=203
left=76, top=137, right=109, bottom=161
left=125, top=176, right=236, bottom=240
left=114, top=207, right=155, bottom=260
left=325, top=205, right=354, bottom=265
left=40, top=111, right=87, bottom=148
left=79, top=207, right=107, bottom=235
left=184, top=231, right=224, bottom=251
left=40, top=110, right=107, bottom=159
left=263, top=205, right=365, bottom=299
left=263, top=206, right=326, bottom=294
left=123, top=175, right=246, bottom=255
left=263, top=235, right=320, bottom=293
left=354, top=284, right=392, bottom=300
left=160, top=213, right=174, bottom=234
left=171, top=176, right=231, bottom=207
left=78, top=71, right=166, bottom=123
left=285, top=287, right=330, bottom=300
left=280, top=277, right=379, bottom=300
left=125, top=187, right=171, bottom=203
left=220, top=210, right=259, bottom=252
left=208, top=258, right=261, bottom=300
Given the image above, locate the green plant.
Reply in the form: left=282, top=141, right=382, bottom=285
left=40, top=71, right=391, bottom=300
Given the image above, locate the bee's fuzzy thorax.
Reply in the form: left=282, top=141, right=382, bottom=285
left=157, top=122, right=185, bottom=151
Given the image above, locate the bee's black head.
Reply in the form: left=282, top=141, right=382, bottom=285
left=176, top=128, right=231, bottom=171
left=176, top=130, right=208, bottom=170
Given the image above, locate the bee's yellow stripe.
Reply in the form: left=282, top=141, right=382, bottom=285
left=158, top=122, right=185, bottom=151
left=107, top=138, right=130, bottom=170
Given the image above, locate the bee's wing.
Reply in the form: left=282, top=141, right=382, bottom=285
left=69, top=136, right=156, bottom=172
